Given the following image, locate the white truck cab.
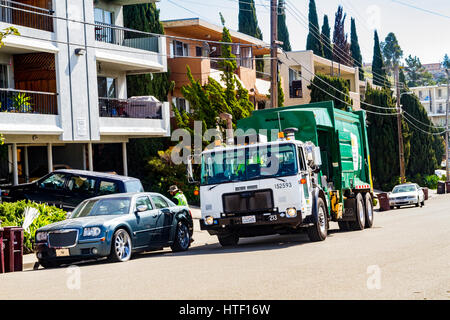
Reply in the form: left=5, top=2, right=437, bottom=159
left=193, top=131, right=328, bottom=246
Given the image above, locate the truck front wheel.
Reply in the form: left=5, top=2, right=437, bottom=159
left=307, top=198, right=327, bottom=242
left=218, top=233, right=239, bottom=247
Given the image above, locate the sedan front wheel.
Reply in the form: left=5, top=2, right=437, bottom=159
left=171, top=221, right=191, bottom=252
left=109, top=229, right=132, bottom=262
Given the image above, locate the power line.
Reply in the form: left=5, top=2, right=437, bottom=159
left=280, top=49, right=447, bottom=130
left=0, top=2, right=270, bottom=49
left=402, top=113, right=447, bottom=136
left=284, top=0, right=406, bottom=89
left=391, top=0, right=450, bottom=20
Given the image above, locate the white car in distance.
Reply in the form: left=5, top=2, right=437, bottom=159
left=389, top=183, right=425, bottom=209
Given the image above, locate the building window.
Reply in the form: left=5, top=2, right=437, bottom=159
left=240, top=47, right=253, bottom=69
left=172, top=40, right=189, bottom=57
left=419, top=91, right=423, bottom=99
left=438, top=89, right=442, bottom=98
left=0, top=64, right=8, bottom=88
left=97, top=77, right=117, bottom=98
left=172, top=97, right=190, bottom=113
left=438, top=103, right=443, bottom=114
left=94, top=8, right=114, bottom=25
left=289, top=68, right=302, bottom=98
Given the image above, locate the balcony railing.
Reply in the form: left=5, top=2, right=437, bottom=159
left=99, top=97, right=163, bottom=119
left=0, top=0, right=54, bottom=32
left=0, top=88, right=58, bottom=115
left=94, top=22, right=159, bottom=53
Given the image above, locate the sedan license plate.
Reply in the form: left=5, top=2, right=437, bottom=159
left=55, top=248, right=70, bottom=257
left=242, top=215, right=256, bottom=224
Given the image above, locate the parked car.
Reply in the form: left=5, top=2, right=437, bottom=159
left=34, top=192, right=193, bottom=268
left=21, top=164, right=72, bottom=184
left=388, top=183, right=425, bottom=209
left=1, top=169, right=144, bottom=210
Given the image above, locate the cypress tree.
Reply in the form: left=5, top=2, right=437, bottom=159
left=308, top=73, right=353, bottom=112
left=123, top=4, right=171, bottom=102
left=321, top=15, right=332, bottom=60
left=238, top=0, right=262, bottom=40
left=306, top=0, right=324, bottom=56
left=332, top=6, right=351, bottom=66
left=365, top=86, right=411, bottom=190
left=372, top=30, right=388, bottom=87
left=277, top=0, right=291, bottom=52
left=238, top=0, right=264, bottom=72
left=401, top=91, right=444, bottom=178
left=350, top=18, right=364, bottom=81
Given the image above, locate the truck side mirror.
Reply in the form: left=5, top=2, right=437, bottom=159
left=313, top=147, right=322, bottom=167
left=187, top=155, right=198, bottom=184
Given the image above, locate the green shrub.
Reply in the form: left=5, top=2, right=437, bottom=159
left=423, top=175, right=439, bottom=190
left=0, top=201, right=67, bottom=253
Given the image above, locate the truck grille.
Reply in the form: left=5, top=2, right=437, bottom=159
left=222, top=189, right=274, bottom=215
left=48, top=230, right=78, bottom=248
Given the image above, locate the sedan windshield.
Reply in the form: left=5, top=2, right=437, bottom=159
left=201, top=143, right=298, bottom=185
left=392, top=185, right=416, bottom=193
left=70, top=198, right=131, bottom=218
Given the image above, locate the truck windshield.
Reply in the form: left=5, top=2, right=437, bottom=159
left=201, top=143, right=298, bottom=185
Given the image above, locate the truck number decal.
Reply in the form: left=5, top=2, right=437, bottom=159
left=275, top=182, right=292, bottom=189
left=269, top=215, right=278, bottom=221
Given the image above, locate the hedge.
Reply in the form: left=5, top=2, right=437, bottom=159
left=0, top=201, right=67, bottom=253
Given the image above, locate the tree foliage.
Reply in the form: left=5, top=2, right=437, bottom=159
left=306, top=0, right=324, bottom=56
left=372, top=30, right=388, bottom=87
left=123, top=3, right=172, bottom=101
left=404, top=55, right=435, bottom=87
left=350, top=18, right=364, bottom=81
left=364, top=86, right=411, bottom=190
left=277, top=0, right=291, bottom=52
left=238, top=0, right=264, bottom=72
left=332, top=6, right=351, bottom=66
left=321, top=15, right=333, bottom=60
left=308, top=73, right=353, bottom=112
left=381, top=32, right=403, bottom=77
left=401, top=91, right=444, bottom=177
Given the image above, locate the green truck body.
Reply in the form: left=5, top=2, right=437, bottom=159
left=237, top=101, right=373, bottom=197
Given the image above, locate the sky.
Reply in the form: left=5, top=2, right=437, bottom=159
left=158, top=0, right=450, bottom=65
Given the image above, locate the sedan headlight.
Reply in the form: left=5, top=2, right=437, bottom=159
left=83, top=227, right=102, bottom=237
left=36, top=231, right=48, bottom=242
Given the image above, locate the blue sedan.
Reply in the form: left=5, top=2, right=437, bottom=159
left=34, top=192, right=193, bottom=268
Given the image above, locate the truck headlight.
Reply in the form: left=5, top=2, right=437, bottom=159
left=205, top=216, right=214, bottom=225
left=286, top=208, right=297, bottom=218
left=83, top=227, right=101, bottom=237
left=36, top=231, right=48, bottom=242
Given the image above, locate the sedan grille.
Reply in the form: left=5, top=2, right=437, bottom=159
left=222, top=189, right=274, bottom=216
left=48, top=230, right=78, bottom=248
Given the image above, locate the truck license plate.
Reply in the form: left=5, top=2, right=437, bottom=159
left=55, top=249, right=70, bottom=257
left=242, top=215, right=256, bottom=224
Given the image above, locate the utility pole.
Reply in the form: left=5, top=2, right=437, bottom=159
left=446, top=68, right=449, bottom=180
left=395, top=65, right=406, bottom=183
left=270, top=0, right=278, bottom=109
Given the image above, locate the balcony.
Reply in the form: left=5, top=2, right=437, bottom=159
left=0, top=88, right=57, bottom=114
left=98, top=98, right=170, bottom=137
left=94, top=22, right=159, bottom=53
left=99, top=97, right=162, bottom=119
left=0, top=0, right=54, bottom=32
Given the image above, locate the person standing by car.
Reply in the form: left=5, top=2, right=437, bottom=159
left=168, top=185, right=189, bottom=207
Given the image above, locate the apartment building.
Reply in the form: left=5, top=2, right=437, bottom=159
left=278, top=50, right=362, bottom=110
left=410, top=84, right=449, bottom=127
left=161, top=18, right=271, bottom=113
left=0, top=0, right=169, bottom=185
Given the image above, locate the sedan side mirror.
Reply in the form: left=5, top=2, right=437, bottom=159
left=136, top=205, right=147, bottom=213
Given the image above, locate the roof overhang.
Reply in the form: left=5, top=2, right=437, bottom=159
left=162, top=18, right=270, bottom=56
left=2, top=35, right=59, bottom=54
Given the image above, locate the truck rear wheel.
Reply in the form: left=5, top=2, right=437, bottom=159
left=350, top=193, right=365, bottom=231
left=307, top=198, right=327, bottom=242
left=364, top=193, right=374, bottom=228
left=218, top=233, right=239, bottom=247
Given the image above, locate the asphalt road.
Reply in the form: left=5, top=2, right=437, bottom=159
left=1, top=194, right=450, bottom=300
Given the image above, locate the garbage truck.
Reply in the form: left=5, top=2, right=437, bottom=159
left=192, top=101, right=374, bottom=246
